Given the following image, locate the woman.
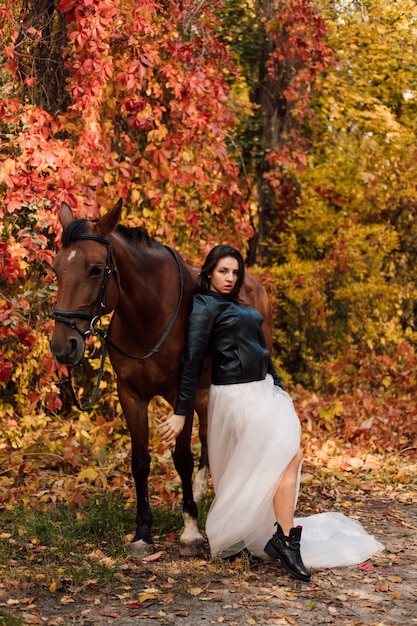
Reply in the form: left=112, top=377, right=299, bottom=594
left=161, top=245, right=383, bottom=581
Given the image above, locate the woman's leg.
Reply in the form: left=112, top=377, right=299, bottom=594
left=265, top=448, right=311, bottom=581
left=273, top=448, right=303, bottom=534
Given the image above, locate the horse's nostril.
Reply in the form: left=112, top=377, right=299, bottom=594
left=68, top=337, right=80, bottom=356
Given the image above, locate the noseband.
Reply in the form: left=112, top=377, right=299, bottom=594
left=50, top=234, right=116, bottom=338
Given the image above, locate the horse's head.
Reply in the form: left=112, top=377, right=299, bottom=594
left=50, top=199, right=123, bottom=366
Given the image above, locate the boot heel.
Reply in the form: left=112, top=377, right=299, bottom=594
left=264, top=540, right=280, bottom=560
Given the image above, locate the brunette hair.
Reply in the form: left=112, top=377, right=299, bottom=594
left=197, top=245, right=245, bottom=298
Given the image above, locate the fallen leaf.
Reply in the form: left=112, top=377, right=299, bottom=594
left=188, top=587, right=204, bottom=596
left=139, top=593, right=157, bottom=602
left=60, top=596, right=75, bottom=604
left=358, top=562, right=373, bottom=572
left=100, top=556, right=116, bottom=569
left=129, top=601, right=142, bottom=609
left=141, top=551, right=163, bottom=562
left=348, top=457, right=363, bottom=469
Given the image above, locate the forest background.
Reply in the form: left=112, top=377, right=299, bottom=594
left=0, top=0, right=416, bottom=516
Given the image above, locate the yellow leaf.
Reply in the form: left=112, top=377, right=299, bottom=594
left=76, top=467, right=99, bottom=482
left=130, top=188, right=141, bottom=204
left=188, top=587, right=203, bottom=596
left=49, top=581, right=57, bottom=592
left=139, top=593, right=156, bottom=602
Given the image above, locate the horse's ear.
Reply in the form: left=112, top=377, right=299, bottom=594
left=59, top=202, right=74, bottom=229
left=95, top=198, right=123, bottom=236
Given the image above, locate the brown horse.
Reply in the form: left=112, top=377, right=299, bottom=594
left=50, top=199, right=273, bottom=556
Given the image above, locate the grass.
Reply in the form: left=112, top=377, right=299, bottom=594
left=0, top=614, right=26, bottom=626
left=0, top=493, right=193, bottom=593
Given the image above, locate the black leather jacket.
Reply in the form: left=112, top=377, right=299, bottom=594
left=175, top=291, right=282, bottom=416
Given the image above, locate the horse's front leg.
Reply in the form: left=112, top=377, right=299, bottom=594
left=173, top=413, right=205, bottom=554
left=120, top=392, right=154, bottom=557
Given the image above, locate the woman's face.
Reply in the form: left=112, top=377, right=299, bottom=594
left=209, top=256, right=240, bottom=295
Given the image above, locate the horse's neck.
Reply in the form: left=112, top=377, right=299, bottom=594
left=112, top=241, right=184, bottom=327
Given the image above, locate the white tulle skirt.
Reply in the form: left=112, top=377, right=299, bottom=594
left=205, top=375, right=384, bottom=568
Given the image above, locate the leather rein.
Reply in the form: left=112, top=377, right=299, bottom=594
left=50, top=233, right=184, bottom=410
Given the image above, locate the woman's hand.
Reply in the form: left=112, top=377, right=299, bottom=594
left=160, top=414, right=186, bottom=445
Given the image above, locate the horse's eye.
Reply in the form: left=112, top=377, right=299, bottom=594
left=90, top=265, right=104, bottom=277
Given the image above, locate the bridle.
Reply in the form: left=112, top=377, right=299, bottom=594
left=50, top=233, right=116, bottom=339
left=50, top=233, right=185, bottom=410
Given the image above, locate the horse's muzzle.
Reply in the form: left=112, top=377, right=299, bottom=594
left=49, top=333, right=85, bottom=366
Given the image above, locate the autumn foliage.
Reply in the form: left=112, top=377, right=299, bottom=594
left=1, top=0, right=417, bottom=509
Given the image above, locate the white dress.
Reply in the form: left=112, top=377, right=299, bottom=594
left=205, top=375, right=384, bottom=568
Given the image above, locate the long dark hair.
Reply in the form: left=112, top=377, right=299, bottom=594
left=197, top=245, right=245, bottom=299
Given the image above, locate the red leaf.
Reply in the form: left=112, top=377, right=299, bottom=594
left=358, top=562, right=373, bottom=572
left=129, top=601, right=142, bottom=609
left=56, top=0, right=75, bottom=13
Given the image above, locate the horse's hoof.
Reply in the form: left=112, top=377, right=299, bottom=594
left=178, top=540, right=206, bottom=557
left=129, top=539, right=154, bottom=558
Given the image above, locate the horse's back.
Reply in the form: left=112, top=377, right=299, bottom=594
left=241, top=273, right=273, bottom=352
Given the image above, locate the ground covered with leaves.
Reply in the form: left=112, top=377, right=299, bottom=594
left=1, top=444, right=416, bottom=626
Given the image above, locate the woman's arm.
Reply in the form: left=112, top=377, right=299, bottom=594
left=160, top=296, right=215, bottom=443
left=174, top=297, right=215, bottom=415
left=267, top=355, right=284, bottom=389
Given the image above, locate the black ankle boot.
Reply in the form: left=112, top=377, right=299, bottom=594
left=264, top=523, right=311, bottom=582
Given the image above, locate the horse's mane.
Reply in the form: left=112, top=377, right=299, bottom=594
left=61, top=219, right=163, bottom=249
left=116, top=224, right=163, bottom=249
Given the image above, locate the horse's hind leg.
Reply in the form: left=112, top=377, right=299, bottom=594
left=193, top=395, right=209, bottom=504
left=173, top=414, right=205, bottom=554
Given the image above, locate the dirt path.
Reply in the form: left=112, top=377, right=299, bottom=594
left=2, top=492, right=415, bottom=626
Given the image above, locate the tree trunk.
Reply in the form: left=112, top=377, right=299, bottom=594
left=250, top=0, right=296, bottom=264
